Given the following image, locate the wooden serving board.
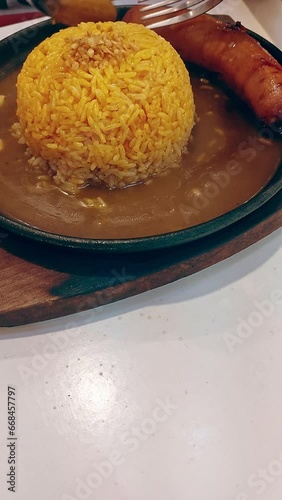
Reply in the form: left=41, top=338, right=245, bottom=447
left=0, top=191, right=281, bottom=327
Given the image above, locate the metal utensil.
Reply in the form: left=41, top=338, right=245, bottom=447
left=138, top=0, right=224, bottom=29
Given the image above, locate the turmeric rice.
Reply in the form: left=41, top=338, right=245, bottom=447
left=14, top=21, right=195, bottom=192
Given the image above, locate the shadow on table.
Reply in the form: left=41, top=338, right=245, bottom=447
left=0, top=226, right=281, bottom=341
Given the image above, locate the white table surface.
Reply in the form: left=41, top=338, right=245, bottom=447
left=0, top=2, right=282, bottom=499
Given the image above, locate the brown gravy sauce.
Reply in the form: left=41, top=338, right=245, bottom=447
left=0, top=68, right=281, bottom=239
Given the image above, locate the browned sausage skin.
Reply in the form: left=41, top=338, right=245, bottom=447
left=123, top=7, right=282, bottom=133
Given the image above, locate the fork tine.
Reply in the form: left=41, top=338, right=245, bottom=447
left=141, top=0, right=203, bottom=20
left=139, top=0, right=183, bottom=12
left=143, top=0, right=223, bottom=29
left=139, top=0, right=181, bottom=13
left=139, top=0, right=202, bottom=12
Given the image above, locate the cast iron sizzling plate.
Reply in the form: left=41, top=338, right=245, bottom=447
left=0, top=17, right=281, bottom=253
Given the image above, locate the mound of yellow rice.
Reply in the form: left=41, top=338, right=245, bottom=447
left=14, top=21, right=195, bottom=192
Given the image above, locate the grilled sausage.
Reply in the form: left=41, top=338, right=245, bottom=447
left=123, top=7, right=282, bottom=132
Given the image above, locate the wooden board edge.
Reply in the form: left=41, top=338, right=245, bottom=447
left=0, top=210, right=280, bottom=328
